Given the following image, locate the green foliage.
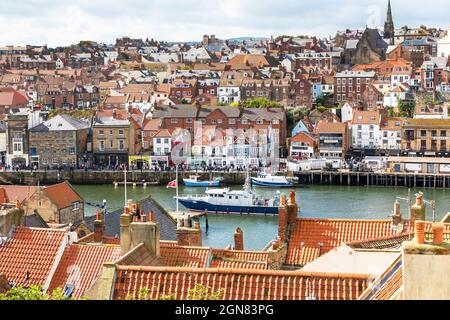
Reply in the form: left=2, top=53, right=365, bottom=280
left=240, top=98, right=282, bottom=109
left=186, top=284, right=224, bottom=300
left=128, top=284, right=224, bottom=300
left=397, top=99, right=415, bottom=117
left=216, top=101, right=227, bottom=107
left=0, top=286, right=68, bottom=300
left=48, top=108, right=96, bottom=121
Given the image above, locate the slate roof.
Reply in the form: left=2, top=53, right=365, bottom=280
left=29, top=115, right=90, bottom=132
left=84, top=196, right=176, bottom=241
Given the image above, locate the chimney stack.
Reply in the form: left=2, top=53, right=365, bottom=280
left=120, top=207, right=132, bottom=256
left=234, top=227, right=244, bottom=251
left=391, top=200, right=402, bottom=228
left=129, top=214, right=161, bottom=257
left=410, top=194, right=426, bottom=224
left=287, top=191, right=298, bottom=223
left=94, top=210, right=105, bottom=243
left=176, top=218, right=202, bottom=247
left=278, top=195, right=288, bottom=242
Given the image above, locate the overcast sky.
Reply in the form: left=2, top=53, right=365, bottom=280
left=1, top=0, right=449, bottom=47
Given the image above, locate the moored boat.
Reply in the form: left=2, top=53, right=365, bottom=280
left=251, top=173, right=298, bottom=188
left=176, top=178, right=280, bottom=215
left=183, top=175, right=224, bottom=187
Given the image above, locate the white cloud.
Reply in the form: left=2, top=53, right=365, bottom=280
left=0, top=0, right=449, bottom=47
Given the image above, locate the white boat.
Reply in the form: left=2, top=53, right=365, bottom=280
left=251, top=173, right=298, bottom=188
left=176, top=175, right=280, bottom=215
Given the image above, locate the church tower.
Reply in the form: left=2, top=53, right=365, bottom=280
left=384, top=0, right=395, bottom=43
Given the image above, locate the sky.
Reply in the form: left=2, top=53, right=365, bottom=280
left=0, top=0, right=449, bottom=47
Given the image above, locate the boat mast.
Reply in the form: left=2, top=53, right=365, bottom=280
left=124, top=169, right=127, bottom=207
left=176, top=164, right=179, bottom=213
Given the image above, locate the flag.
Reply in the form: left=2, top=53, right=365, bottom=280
left=167, top=180, right=178, bottom=189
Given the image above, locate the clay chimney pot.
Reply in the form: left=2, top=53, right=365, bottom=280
left=415, top=220, right=425, bottom=245
left=432, top=223, right=444, bottom=245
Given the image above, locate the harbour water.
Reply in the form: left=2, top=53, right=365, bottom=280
left=74, top=184, right=450, bottom=250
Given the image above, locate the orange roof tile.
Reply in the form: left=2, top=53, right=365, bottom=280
left=0, top=227, right=67, bottom=287
left=286, top=218, right=395, bottom=266
left=160, top=244, right=210, bottom=268
left=0, top=186, right=37, bottom=204
left=210, top=249, right=269, bottom=270
left=113, top=266, right=371, bottom=300
left=42, top=181, right=83, bottom=210
left=48, top=244, right=121, bottom=299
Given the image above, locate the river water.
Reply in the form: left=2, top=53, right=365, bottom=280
left=74, top=184, right=450, bottom=250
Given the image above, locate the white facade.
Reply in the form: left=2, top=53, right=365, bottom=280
left=380, top=128, right=401, bottom=150
left=218, top=86, right=241, bottom=104
left=341, top=103, right=354, bottom=123
left=437, top=28, right=450, bottom=58
left=153, top=136, right=172, bottom=155
left=352, top=123, right=381, bottom=149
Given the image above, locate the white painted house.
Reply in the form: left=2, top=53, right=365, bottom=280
left=438, top=28, right=450, bottom=58
left=218, top=79, right=242, bottom=104
left=351, top=110, right=382, bottom=150
left=153, top=129, right=172, bottom=156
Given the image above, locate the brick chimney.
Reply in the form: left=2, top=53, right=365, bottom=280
left=278, top=194, right=288, bottom=242
left=410, top=194, right=426, bottom=224
left=391, top=200, right=402, bottom=229
left=93, top=210, right=105, bottom=243
left=120, top=206, right=132, bottom=256
left=176, top=218, right=202, bottom=247
left=129, top=212, right=160, bottom=257
left=0, top=206, right=24, bottom=239
left=287, top=191, right=298, bottom=223
left=234, top=227, right=244, bottom=251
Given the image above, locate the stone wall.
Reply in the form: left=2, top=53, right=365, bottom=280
left=0, top=170, right=252, bottom=185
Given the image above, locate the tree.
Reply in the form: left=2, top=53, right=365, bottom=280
left=128, top=284, right=224, bottom=300
left=240, top=98, right=282, bottom=109
left=0, top=286, right=68, bottom=300
left=397, top=99, right=415, bottom=117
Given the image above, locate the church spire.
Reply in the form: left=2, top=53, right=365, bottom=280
left=384, top=0, right=395, bottom=43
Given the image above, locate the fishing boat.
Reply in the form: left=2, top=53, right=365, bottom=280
left=251, top=172, right=298, bottom=188
left=183, top=175, right=223, bottom=187
left=176, top=175, right=281, bottom=215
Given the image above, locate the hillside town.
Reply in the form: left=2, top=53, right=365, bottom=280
left=1, top=0, right=450, bottom=303
left=1, top=2, right=450, bottom=174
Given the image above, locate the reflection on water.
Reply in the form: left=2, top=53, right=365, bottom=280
left=74, top=184, right=450, bottom=250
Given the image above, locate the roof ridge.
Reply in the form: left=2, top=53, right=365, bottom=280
left=115, top=265, right=372, bottom=279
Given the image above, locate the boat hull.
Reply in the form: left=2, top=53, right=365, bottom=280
left=183, top=180, right=221, bottom=187
left=251, top=178, right=294, bottom=188
left=177, top=199, right=279, bottom=216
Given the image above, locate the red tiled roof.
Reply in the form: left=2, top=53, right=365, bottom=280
left=48, top=244, right=121, bottom=299
left=210, top=249, right=269, bottom=270
left=42, top=181, right=83, bottom=210
left=0, top=186, right=37, bottom=204
left=160, top=245, right=210, bottom=268
left=286, top=218, right=394, bottom=266
left=371, top=266, right=402, bottom=300
left=0, top=227, right=67, bottom=287
left=113, top=266, right=371, bottom=300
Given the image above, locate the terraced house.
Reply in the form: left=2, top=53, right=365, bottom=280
left=29, top=115, right=89, bottom=169
left=401, top=118, right=450, bottom=157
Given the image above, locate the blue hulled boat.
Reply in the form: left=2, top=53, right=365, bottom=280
left=183, top=175, right=223, bottom=187
left=176, top=179, right=280, bottom=216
